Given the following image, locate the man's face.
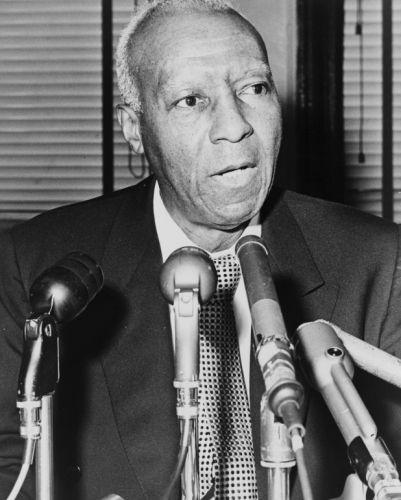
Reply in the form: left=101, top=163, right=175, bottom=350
left=136, top=10, right=282, bottom=233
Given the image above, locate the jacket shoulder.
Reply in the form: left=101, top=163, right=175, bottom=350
left=2, top=177, right=155, bottom=289
left=274, top=188, right=400, bottom=291
left=282, top=189, right=398, bottom=243
left=11, top=177, right=153, bottom=242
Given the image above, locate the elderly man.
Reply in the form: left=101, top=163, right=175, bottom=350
left=1, top=1, right=401, bottom=499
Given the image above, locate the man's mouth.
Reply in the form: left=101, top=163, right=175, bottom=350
left=215, top=163, right=255, bottom=177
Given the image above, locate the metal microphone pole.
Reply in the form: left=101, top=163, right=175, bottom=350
left=174, top=282, right=200, bottom=500
left=36, top=394, right=54, bottom=499
left=260, top=396, right=296, bottom=500
left=17, top=312, right=60, bottom=500
left=160, top=247, right=217, bottom=500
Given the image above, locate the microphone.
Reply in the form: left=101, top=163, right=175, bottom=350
left=296, top=321, right=363, bottom=444
left=12, top=253, right=104, bottom=500
left=159, top=246, right=216, bottom=304
left=235, top=235, right=304, bottom=435
left=18, top=252, right=104, bottom=403
left=316, top=320, right=401, bottom=390
left=160, top=246, right=217, bottom=384
left=296, top=321, right=401, bottom=499
left=160, top=247, right=216, bottom=499
left=29, top=251, right=104, bottom=323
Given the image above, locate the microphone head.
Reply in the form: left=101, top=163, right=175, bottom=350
left=295, top=321, right=354, bottom=389
left=235, top=234, right=277, bottom=305
left=29, top=252, right=104, bottom=323
left=235, top=234, right=268, bottom=255
left=159, top=246, right=217, bottom=305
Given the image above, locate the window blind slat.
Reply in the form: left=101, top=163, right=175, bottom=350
left=0, top=1, right=102, bottom=228
left=344, top=0, right=401, bottom=221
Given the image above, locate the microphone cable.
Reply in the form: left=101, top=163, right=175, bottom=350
left=6, top=438, right=36, bottom=500
left=291, top=431, right=314, bottom=500
left=162, top=418, right=192, bottom=500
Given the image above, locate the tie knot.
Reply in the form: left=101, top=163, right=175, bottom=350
left=213, top=254, right=241, bottom=299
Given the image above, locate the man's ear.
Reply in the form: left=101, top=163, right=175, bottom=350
left=116, top=104, right=144, bottom=155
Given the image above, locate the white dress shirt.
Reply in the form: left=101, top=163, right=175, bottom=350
left=153, top=182, right=261, bottom=394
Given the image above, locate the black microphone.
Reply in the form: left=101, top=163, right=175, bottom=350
left=235, top=235, right=304, bottom=435
left=159, top=246, right=217, bottom=384
left=16, top=252, right=104, bottom=454
left=18, top=252, right=104, bottom=403
left=29, top=251, right=104, bottom=323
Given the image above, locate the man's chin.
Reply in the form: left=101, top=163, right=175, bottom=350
left=210, top=211, right=258, bottom=233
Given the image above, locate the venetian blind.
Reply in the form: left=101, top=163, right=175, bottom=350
left=343, top=0, right=400, bottom=222
left=0, top=1, right=103, bottom=232
left=343, top=0, right=382, bottom=217
left=0, top=0, right=151, bottom=233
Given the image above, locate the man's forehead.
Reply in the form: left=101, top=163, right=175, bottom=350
left=136, top=12, right=269, bottom=91
left=157, top=56, right=271, bottom=90
left=135, top=9, right=268, bottom=78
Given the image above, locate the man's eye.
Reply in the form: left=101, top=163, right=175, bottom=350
left=241, top=83, right=269, bottom=96
left=176, top=95, right=203, bottom=108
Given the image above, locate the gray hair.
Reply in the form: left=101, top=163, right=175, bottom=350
left=115, top=0, right=237, bottom=113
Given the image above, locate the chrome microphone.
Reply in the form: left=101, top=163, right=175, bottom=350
left=316, top=320, right=401, bottom=390
left=296, top=321, right=401, bottom=500
left=160, top=246, right=217, bottom=386
left=235, top=235, right=304, bottom=435
left=160, top=247, right=217, bottom=500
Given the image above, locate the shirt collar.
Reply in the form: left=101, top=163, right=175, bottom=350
left=153, top=181, right=261, bottom=261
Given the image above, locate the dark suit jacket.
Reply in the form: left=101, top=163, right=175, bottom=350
left=1, top=176, right=401, bottom=500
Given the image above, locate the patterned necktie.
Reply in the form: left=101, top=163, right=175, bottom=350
left=198, top=254, right=258, bottom=499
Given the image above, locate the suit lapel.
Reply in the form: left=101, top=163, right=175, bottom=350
left=98, top=178, right=180, bottom=497
left=261, top=188, right=323, bottom=297
left=259, top=188, right=340, bottom=332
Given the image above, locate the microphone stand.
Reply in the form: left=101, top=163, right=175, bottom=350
left=36, top=394, right=54, bottom=499
left=260, top=395, right=296, bottom=500
left=17, top=313, right=60, bottom=500
left=173, top=286, right=200, bottom=500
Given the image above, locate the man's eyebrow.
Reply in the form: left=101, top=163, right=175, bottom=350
left=242, top=62, right=272, bottom=78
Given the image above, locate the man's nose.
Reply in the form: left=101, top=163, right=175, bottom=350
left=209, top=95, right=253, bottom=144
